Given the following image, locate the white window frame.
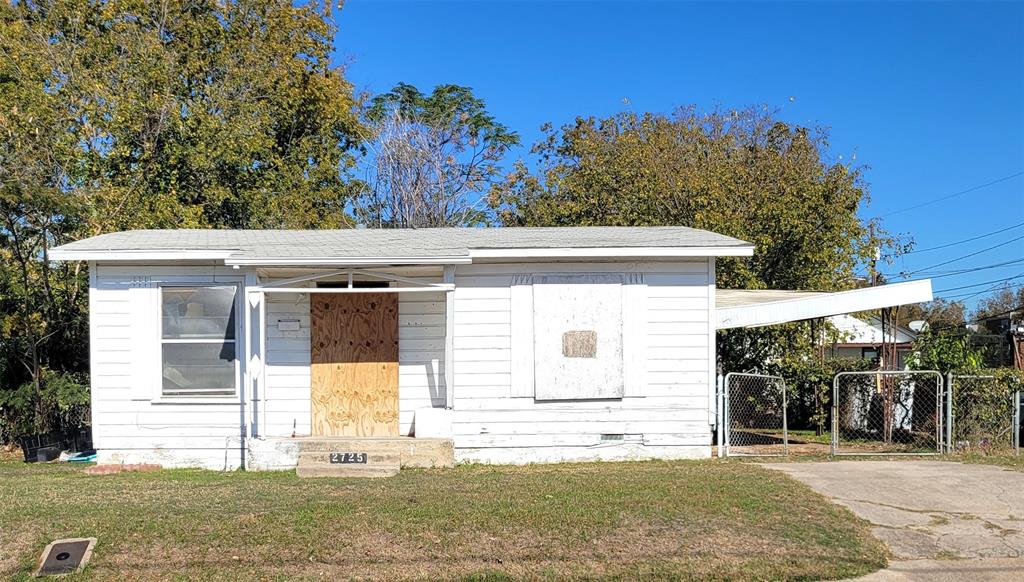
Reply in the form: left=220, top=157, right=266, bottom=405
left=154, top=282, right=242, bottom=403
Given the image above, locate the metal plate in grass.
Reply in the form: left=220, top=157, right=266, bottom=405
left=34, top=538, right=96, bottom=577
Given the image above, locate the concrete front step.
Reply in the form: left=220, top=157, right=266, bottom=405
left=293, top=437, right=454, bottom=468
left=296, top=451, right=400, bottom=479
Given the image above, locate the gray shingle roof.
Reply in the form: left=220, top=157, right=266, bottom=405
left=50, top=227, right=753, bottom=262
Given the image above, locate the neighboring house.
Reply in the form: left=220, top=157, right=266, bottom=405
left=828, top=314, right=917, bottom=369
left=50, top=227, right=933, bottom=471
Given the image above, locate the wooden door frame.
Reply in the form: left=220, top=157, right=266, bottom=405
left=243, top=264, right=457, bottom=439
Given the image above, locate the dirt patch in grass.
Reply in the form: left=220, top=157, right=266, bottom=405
left=0, top=459, right=886, bottom=580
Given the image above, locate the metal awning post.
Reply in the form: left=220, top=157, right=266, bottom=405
left=245, top=285, right=267, bottom=439
left=258, top=289, right=267, bottom=438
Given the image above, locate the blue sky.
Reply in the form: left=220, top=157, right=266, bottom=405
left=333, top=1, right=1024, bottom=312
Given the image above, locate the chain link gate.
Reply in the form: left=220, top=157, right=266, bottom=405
left=832, top=370, right=944, bottom=455
left=948, top=374, right=1020, bottom=455
left=722, top=372, right=788, bottom=457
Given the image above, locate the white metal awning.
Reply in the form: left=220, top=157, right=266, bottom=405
left=715, top=280, right=933, bottom=330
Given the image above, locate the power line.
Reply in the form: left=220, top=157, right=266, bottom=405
left=878, top=170, right=1024, bottom=217
left=934, top=274, right=1024, bottom=294
left=939, top=289, right=1017, bottom=300
left=887, top=257, right=1024, bottom=279
left=920, top=258, right=1024, bottom=275
left=891, top=221, right=1024, bottom=256
left=900, top=233, right=1024, bottom=277
left=941, top=272, right=1024, bottom=302
left=926, top=303, right=1024, bottom=333
left=939, top=285, right=1022, bottom=302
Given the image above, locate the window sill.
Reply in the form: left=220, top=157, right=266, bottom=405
left=151, top=396, right=241, bottom=405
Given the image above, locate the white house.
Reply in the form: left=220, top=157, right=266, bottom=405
left=49, top=227, right=933, bottom=473
left=827, top=314, right=917, bottom=368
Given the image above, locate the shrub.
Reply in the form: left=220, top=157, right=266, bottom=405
left=0, top=369, right=89, bottom=442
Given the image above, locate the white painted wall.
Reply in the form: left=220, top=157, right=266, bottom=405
left=88, top=260, right=715, bottom=469
left=90, top=264, right=247, bottom=469
left=448, top=260, right=713, bottom=464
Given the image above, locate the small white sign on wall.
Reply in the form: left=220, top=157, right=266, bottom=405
left=532, top=275, right=624, bottom=400
left=277, top=318, right=300, bottom=332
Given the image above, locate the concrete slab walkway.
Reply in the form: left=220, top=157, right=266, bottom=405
left=764, top=461, right=1024, bottom=581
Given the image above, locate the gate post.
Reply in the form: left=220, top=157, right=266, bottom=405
left=716, top=374, right=724, bottom=457
left=723, top=374, right=731, bottom=458
left=946, top=372, right=954, bottom=454
left=831, top=374, right=839, bottom=456
left=1014, top=390, right=1020, bottom=457
left=781, top=379, right=789, bottom=455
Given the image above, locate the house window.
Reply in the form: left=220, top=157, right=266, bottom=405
left=160, top=286, right=239, bottom=398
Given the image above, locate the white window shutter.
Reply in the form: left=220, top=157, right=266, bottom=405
left=622, top=273, right=647, bottom=397
left=128, top=275, right=156, bottom=400
left=509, top=274, right=535, bottom=397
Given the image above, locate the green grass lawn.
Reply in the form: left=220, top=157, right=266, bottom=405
left=0, top=454, right=886, bottom=581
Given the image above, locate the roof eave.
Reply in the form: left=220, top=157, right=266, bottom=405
left=222, top=256, right=473, bottom=267
left=49, top=249, right=238, bottom=262
left=468, top=245, right=755, bottom=259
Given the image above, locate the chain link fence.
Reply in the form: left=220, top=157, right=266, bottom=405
left=723, top=372, right=788, bottom=457
left=949, top=374, right=1020, bottom=454
left=832, top=370, right=944, bottom=455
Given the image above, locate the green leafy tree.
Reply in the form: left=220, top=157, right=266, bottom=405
left=355, top=83, right=519, bottom=227
left=0, top=0, right=361, bottom=439
left=908, top=330, right=985, bottom=374
left=491, top=107, right=895, bottom=371
left=898, top=299, right=967, bottom=330
left=975, top=285, right=1024, bottom=322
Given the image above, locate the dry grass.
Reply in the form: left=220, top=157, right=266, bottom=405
left=952, top=452, right=1024, bottom=472
left=0, top=457, right=886, bottom=581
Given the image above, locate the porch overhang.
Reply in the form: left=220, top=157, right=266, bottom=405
left=242, top=265, right=459, bottom=438
left=715, top=280, right=933, bottom=330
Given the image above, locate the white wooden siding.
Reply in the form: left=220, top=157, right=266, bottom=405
left=450, top=260, right=713, bottom=463
left=89, top=260, right=713, bottom=469
left=90, top=264, right=247, bottom=469
left=260, top=273, right=447, bottom=438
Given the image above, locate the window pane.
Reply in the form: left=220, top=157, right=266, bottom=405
left=162, top=342, right=236, bottom=397
left=162, top=287, right=236, bottom=339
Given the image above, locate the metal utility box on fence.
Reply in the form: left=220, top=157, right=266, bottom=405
left=831, top=370, right=945, bottom=456
left=722, top=372, right=788, bottom=457
left=946, top=373, right=1020, bottom=455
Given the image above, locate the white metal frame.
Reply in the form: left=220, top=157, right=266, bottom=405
left=249, top=267, right=454, bottom=295
left=154, top=282, right=244, bottom=403
left=716, top=279, right=934, bottom=330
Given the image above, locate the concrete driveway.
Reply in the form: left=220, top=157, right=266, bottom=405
left=765, top=461, right=1024, bottom=581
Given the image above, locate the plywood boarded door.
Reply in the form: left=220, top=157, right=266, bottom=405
left=311, top=293, right=399, bottom=436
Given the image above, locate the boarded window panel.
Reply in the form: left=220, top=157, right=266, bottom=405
left=533, top=277, right=624, bottom=400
